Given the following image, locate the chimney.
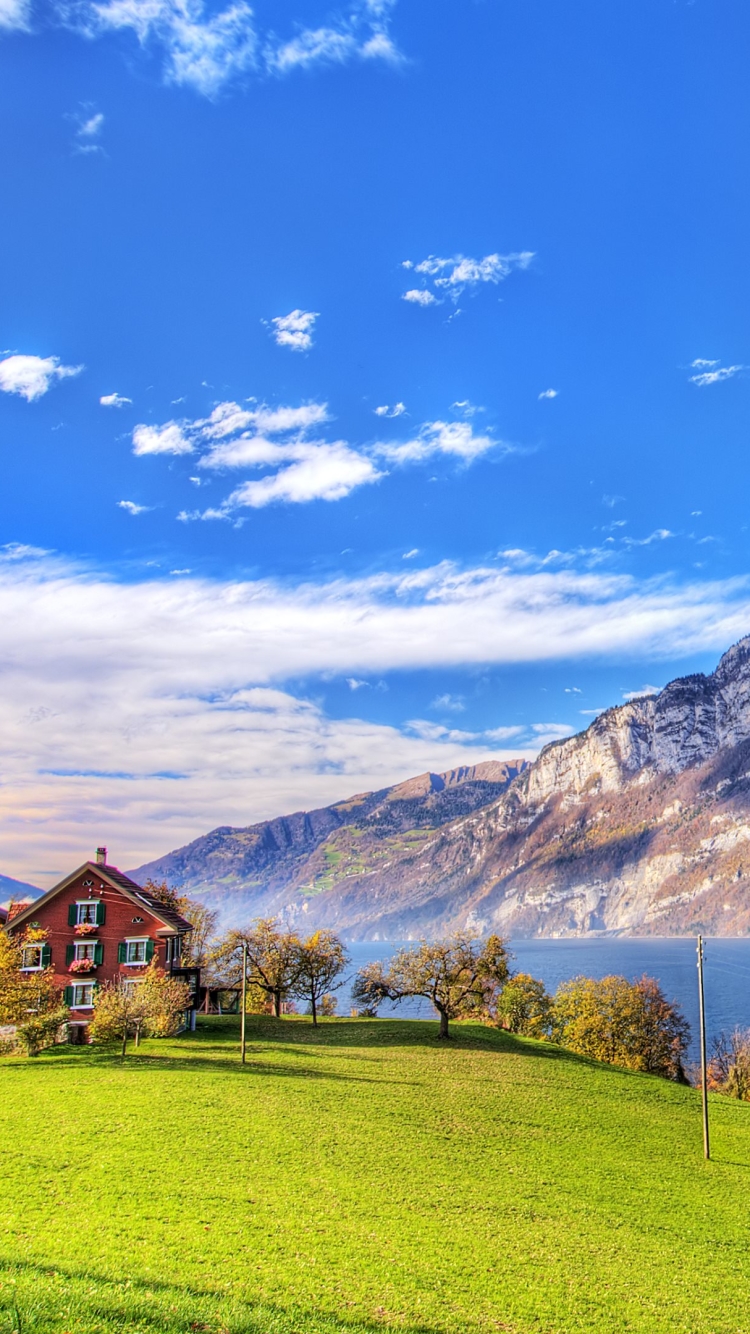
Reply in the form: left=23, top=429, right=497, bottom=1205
left=96, top=846, right=107, bottom=866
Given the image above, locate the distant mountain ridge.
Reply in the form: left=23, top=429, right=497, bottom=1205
left=130, top=759, right=528, bottom=922
left=132, top=637, right=750, bottom=939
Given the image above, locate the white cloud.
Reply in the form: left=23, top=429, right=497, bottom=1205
left=564, top=687, right=582, bottom=694
left=346, top=677, right=369, bottom=690
left=623, top=685, right=662, bottom=701
left=271, top=309, right=318, bottom=352
left=623, top=528, right=673, bottom=547
left=132, top=421, right=193, bottom=455
left=0, top=354, right=83, bottom=402
left=0, top=0, right=30, bottom=30
left=374, top=402, right=406, bottom=418
left=3, top=548, right=750, bottom=875
left=70, top=106, right=105, bottom=153
left=117, top=500, right=150, bottom=515
left=538, top=388, right=558, bottom=400
left=377, top=420, right=500, bottom=465
left=691, top=359, right=719, bottom=369
left=690, top=364, right=744, bottom=387
left=402, top=548, right=419, bottom=560
left=402, top=289, right=437, bottom=306
left=403, top=250, right=534, bottom=305
left=219, top=442, right=381, bottom=509
left=431, top=693, right=465, bottom=713
left=100, top=392, right=132, bottom=407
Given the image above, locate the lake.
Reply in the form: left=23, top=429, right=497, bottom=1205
left=339, top=937, right=750, bottom=1061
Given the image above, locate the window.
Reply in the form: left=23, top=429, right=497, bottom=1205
left=165, top=936, right=183, bottom=964
left=75, top=941, right=97, bottom=961
left=118, top=938, right=155, bottom=966
left=69, top=982, right=95, bottom=1008
left=21, top=944, right=49, bottom=970
left=68, top=899, right=106, bottom=927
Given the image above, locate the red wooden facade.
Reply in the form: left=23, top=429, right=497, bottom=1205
left=6, top=849, right=195, bottom=1036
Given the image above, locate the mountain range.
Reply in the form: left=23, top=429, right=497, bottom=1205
left=131, top=637, right=750, bottom=939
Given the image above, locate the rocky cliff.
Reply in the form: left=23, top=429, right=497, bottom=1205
left=131, top=638, right=750, bottom=938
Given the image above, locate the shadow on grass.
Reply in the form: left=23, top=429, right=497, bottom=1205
left=0, top=1256, right=441, bottom=1334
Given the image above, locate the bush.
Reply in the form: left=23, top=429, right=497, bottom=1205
left=495, top=973, right=553, bottom=1037
left=708, top=1028, right=750, bottom=1099
left=552, top=974, right=689, bottom=1080
left=15, top=1007, right=69, bottom=1057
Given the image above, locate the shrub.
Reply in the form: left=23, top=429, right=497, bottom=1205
left=552, top=974, right=689, bottom=1079
left=708, top=1028, right=750, bottom=1099
left=496, top=973, right=553, bottom=1037
left=15, top=1007, right=69, bottom=1057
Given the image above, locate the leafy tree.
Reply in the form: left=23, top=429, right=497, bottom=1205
left=89, top=963, right=191, bottom=1057
left=552, top=974, right=689, bottom=1079
left=352, top=934, right=511, bottom=1039
left=708, top=1028, right=750, bottom=1100
left=210, top=919, right=301, bottom=1017
left=0, top=926, right=63, bottom=1028
left=291, top=931, right=349, bottom=1026
left=143, top=880, right=218, bottom=967
left=496, top=972, right=553, bottom=1038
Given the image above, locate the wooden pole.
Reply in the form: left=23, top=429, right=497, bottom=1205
left=697, top=935, right=710, bottom=1160
left=241, top=941, right=247, bottom=1065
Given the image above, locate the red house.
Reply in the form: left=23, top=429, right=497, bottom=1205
left=6, top=847, right=196, bottom=1041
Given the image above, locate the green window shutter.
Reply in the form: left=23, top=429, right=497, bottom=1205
left=94, top=942, right=104, bottom=965
left=95, top=900, right=106, bottom=926
left=64, top=986, right=73, bottom=1006
left=145, top=940, right=155, bottom=962
left=118, top=943, right=127, bottom=964
left=66, top=944, right=75, bottom=965
left=68, top=904, right=77, bottom=926
left=40, top=944, right=51, bottom=967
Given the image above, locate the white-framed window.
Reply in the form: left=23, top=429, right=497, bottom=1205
left=70, top=982, right=95, bottom=1008
left=21, top=945, right=44, bottom=971
left=165, top=936, right=183, bottom=964
left=74, top=941, right=97, bottom=962
left=121, top=978, right=142, bottom=996
left=76, top=901, right=99, bottom=925
left=124, top=938, right=148, bottom=964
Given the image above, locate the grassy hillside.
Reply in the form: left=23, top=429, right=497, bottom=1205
left=1, top=1017, right=749, bottom=1334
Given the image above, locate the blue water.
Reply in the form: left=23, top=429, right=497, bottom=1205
left=339, top=938, right=750, bottom=1061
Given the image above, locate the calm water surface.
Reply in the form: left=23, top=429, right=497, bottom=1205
left=340, top=938, right=750, bottom=1061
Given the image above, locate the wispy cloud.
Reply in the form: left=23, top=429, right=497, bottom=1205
left=402, top=250, right=534, bottom=306
left=376, top=420, right=503, bottom=465
left=374, top=402, right=406, bottom=418
left=69, top=104, right=106, bottom=154
left=689, top=363, right=744, bottom=387
left=0, top=0, right=30, bottom=31
left=100, top=392, right=132, bottom=407
left=538, top=388, right=557, bottom=400
left=623, top=685, right=662, bottom=700
left=55, top=0, right=401, bottom=97
left=0, top=354, right=83, bottom=402
left=622, top=528, right=673, bottom=547
left=430, top=693, right=465, bottom=712
left=117, top=500, right=151, bottom=515
left=270, top=309, right=318, bottom=352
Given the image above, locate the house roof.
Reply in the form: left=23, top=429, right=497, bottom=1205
left=5, top=862, right=193, bottom=935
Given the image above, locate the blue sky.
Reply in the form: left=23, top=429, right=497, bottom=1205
left=2, top=0, right=750, bottom=882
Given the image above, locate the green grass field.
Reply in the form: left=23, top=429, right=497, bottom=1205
left=1, top=1016, right=749, bottom=1334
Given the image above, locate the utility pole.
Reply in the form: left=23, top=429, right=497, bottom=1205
left=241, top=941, right=248, bottom=1066
left=697, top=935, right=710, bottom=1160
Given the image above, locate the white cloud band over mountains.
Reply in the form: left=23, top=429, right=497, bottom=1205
left=2, top=545, right=750, bottom=877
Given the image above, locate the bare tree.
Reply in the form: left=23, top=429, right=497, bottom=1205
left=211, top=919, right=301, bottom=1017
left=352, top=934, right=511, bottom=1039
left=708, top=1028, right=750, bottom=1100
left=291, top=931, right=349, bottom=1026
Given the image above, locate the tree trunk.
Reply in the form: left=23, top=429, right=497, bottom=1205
left=437, top=1008, right=450, bottom=1039
left=121, top=1024, right=128, bottom=1059
left=272, top=989, right=282, bottom=1018
left=311, top=993, right=317, bottom=1027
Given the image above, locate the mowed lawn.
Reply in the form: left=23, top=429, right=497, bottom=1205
left=1, top=1017, right=750, bottom=1334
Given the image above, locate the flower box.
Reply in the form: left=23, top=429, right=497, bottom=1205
left=69, top=958, right=97, bottom=974
left=74, top=923, right=97, bottom=936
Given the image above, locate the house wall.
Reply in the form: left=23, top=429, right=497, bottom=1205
left=9, top=868, right=172, bottom=1024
